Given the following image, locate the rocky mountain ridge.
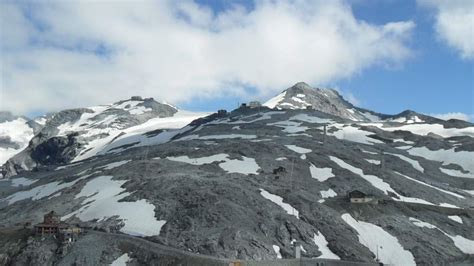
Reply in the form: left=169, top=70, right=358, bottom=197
left=0, top=83, right=473, bottom=265
left=1, top=97, right=208, bottom=178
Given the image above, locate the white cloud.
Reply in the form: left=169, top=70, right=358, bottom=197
left=419, top=0, right=474, bottom=59
left=0, top=0, right=415, bottom=114
left=431, top=112, right=473, bottom=122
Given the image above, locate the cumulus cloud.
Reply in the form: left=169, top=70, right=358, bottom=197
left=419, top=0, right=474, bottom=59
left=430, top=112, right=473, bottom=121
left=0, top=0, right=415, bottom=114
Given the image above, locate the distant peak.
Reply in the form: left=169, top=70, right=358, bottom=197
left=263, top=83, right=382, bottom=122
left=291, top=82, right=312, bottom=89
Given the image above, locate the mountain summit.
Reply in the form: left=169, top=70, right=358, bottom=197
left=264, top=82, right=381, bottom=121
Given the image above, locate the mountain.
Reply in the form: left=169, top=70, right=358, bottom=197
left=0, top=84, right=473, bottom=265
left=0, top=112, right=42, bottom=167
left=1, top=97, right=209, bottom=178
left=263, top=82, right=384, bottom=121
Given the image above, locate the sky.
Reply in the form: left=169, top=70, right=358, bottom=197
left=0, top=0, right=473, bottom=121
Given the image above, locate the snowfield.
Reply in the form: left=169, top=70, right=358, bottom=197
left=0, top=118, right=35, bottom=164
left=407, top=147, right=474, bottom=177
left=365, top=122, right=474, bottom=138
left=166, top=154, right=260, bottom=175
left=342, top=213, right=416, bottom=265
left=329, top=125, right=382, bottom=145
left=63, top=175, right=166, bottom=236
left=5, top=175, right=88, bottom=205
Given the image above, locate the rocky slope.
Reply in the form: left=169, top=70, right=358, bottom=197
left=0, top=84, right=473, bottom=265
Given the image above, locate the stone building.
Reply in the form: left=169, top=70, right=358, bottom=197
left=348, top=190, right=375, bottom=204
left=248, top=101, right=262, bottom=108
left=34, top=211, right=81, bottom=241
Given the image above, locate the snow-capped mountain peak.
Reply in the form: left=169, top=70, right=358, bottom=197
left=263, top=82, right=381, bottom=122
left=1, top=97, right=208, bottom=177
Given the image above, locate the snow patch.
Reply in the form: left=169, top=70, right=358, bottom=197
left=330, top=125, right=382, bottom=145
left=290, top=114, right=334, bottom=124
left=167, top=154, right=260, bottom=175
left=309, top=163, right=334, bottom=182
left=6, top=176, right=88, bottom=205
left=10, top=177, right=37, bottom=187
left=365, top=159, right=380, bottom=165
left=409, top=217, right=474, bottom=254
left=264, top=91, right=287, bottom=109
left=111, top=253, right=130, bottom=266
left=285, top=145, right=311, bottom=154
left=448, top=215, right=463, bottom=224
left=387, top=153, right=424, bottom=172
left=63, top=175, right=165, bottom=236
left=366, top=122, right=474, bottom=138
left=272, top=245, right=282, bottom=259
left=320, top=188, right=337, bottom=199
left=394, top=172, right=464, bottom=199
left=260, top=189, right=299, bottom=219
left=268, top=120, right=308, bottom=133
left=178, top=134, right=257, bottom=141
left=342, top=213, right=416, bottom=266
left=407, top=147, right=474, bottom=177
left=330, top=156, right=434, bottom=205
left=99, top=160, right=131, bottom=170
left=440, top=168, right=474, bottom=179
left=313, top=232, right=340, bottom=259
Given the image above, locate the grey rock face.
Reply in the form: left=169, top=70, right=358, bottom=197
left=30, top=134, right=82, bottom=165
left=0, top=105, right=473, bottom=265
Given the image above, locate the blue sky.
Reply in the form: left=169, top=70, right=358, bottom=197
left=185, top=0, right=474, bottom=118
left=1, top=0, right=473, bottom=120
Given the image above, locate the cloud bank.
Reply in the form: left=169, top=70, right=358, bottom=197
left=419, top=0, right=474, bottom=59
left=1, top=0, right=415, bottom=114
